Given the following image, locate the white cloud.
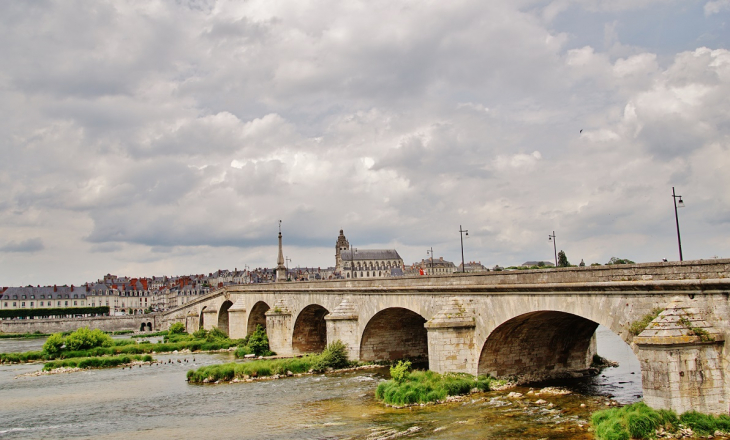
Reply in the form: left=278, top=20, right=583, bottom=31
left=0, top=0, right=728, bottom=285
left=704, top=0, right=730, bottom=15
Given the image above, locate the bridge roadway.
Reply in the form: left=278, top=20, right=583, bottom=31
left=162, top=259, right=730, bottom=415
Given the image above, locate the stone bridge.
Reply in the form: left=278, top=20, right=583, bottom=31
left=161, top=259, right=730, bottom=415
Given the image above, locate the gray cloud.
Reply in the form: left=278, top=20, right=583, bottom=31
left=1, top=238, right=45, bottom=253
left=0, top=0, right=728, bottom=286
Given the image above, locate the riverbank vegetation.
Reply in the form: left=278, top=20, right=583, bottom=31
left=234, top=325, right=274, bottom=357
left=0, top=326, right=240, bottom=364
left=374, top=361, right=505, bottom=406
left=43, top=354, right=153, bottom=371
left=187, top=340, right=352, bottom=383
left=592, top=402, right=730, bottom=439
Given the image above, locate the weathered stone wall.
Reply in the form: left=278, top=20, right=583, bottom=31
left=640, top=343, right=727, bottom=414
left=427, top=326, right=475, bottom=373
left=292, top=305, right=329, bottom=354
left=360, top=308, right=428, bottom=361
left=478, top=311, right=599, bottom=380
left=0, top=314, right=158, bottom=334
left=157, top=259, right=730, bottom=414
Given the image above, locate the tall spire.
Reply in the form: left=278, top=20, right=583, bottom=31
left=276, top=220, right=286, bottom=282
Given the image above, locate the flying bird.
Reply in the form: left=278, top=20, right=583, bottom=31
left=579, top=129, right=583, bottom=133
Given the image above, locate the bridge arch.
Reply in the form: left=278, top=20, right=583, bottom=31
left=477, top=310, right=603, bottom=381
left=199, top=306, right=207, bottom=331
left=292, top=304, right=329, bottom=354
left=247, top=301, right=270, bottom=335
left=217, top=300, right=234, bottom=335
left=360, top=307, right=428, bottom=362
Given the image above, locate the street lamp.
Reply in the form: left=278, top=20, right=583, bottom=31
left=459, top=226, right=468, bottom=273
left=427, top=247, right=434, bottom=275
left=548, top=231, right=557, bottom=267
left=672, top=187, right=685, bottom=261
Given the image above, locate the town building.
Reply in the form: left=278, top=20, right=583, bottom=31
left=334, top=230, right=404, bottom=279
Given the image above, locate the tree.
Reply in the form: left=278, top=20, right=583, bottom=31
left=557, top=250, right=570, bottom=267
left=607, top=257, right=635, bottom=265
left=168, top=322, right=186, bottom=334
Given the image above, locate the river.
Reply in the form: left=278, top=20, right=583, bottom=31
left=0, top=326, right=640, bottom=439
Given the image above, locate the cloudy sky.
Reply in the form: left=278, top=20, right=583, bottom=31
left=1, top=0, right=729, bottom=286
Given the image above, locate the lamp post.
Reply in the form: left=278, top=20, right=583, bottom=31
left=548, top=231, right=557, bottom=267
left=672, top=187, right=685, bottom=261
left=459, top=225, right=468, bottom=273
left=427, top=247, right=434, bottom=275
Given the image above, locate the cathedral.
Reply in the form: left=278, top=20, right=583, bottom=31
left=335, top=230, right=404, bottom=278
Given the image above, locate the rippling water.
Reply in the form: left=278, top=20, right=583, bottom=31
left=0, top=326, right=641, bottom=439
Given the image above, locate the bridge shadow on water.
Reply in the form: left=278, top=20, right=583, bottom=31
left=526, top=325, right=642, bottom=404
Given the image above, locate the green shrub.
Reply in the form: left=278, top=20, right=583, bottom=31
left=64, top=328, right=113, bottom=351
left=192, top=329, right=208, bottom=339
left=43, top=333, right=66, bottom=355
left=390, top=360, right=411, bottom=383
left=207, top=327, right=228, bottom=341
left=310, top=340, right=349, bottom=372
left=235, top=325, right=273, bottom=357
left=168, top=322, right=186, bottom=334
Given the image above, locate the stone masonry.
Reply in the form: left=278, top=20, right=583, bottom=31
left=161, top=259, right=730, bottom=415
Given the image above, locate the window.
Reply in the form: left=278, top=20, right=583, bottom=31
left=40, top=301, right=44, bottom=306
left=21, top=302, right=25, bottom=307
left=65, top=301, right=68, bottom=306
left=30, top=295, right=35, bottom=299
left=30, top=302, right=34, bottom=307
left=3, top=302, right=6, bottom=307
left=73, top=301, right=77, bottom=306
left=22, top=295, right=26, bottom=299
left=13, top=302, right=16, bottom=307
left=57, top=301, right=61, bottom=306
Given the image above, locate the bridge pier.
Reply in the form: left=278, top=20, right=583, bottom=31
left=635, top=307, right=727, bottom=415
left=201, top=308, right=217, bottom=331
left=425, top=298, right=477, bottom=374
left=265, top=300, right=293, bottom=356
left=227, top=299, right=248, bottom=339
left=186, top=313, right=199, bottom=333
left=325, top=299, right=360, bottom=360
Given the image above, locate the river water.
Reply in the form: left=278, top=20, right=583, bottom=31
left=0, top=326, right=641, bottom=439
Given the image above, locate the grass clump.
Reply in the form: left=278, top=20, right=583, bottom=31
left=234, top=325, right=274, bottom=357
left=680, top=411, right=730, bottom=435
left=628, top=308, right=664, bottom=336
left=1, top=326, right=239, bottom=364
left=43, top=354, right=153, bottom=371
left=374, top=361, right=503, bottom=406
left=591, top=402, right=730, bottom=439
left=188, top=339, right=353, bottom=383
